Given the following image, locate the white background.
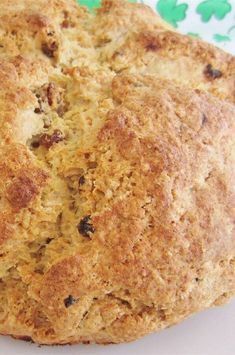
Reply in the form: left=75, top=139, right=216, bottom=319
left=147, top=0, right=235, bottom=54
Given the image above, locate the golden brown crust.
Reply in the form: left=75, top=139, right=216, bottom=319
left=0, top=0, right=92, bottom=64
left=99, top=29, right=235, bottom=103
left=0, top=144, right=48, bottom=244
left=0, top=0, right=234, bottom=346
left=0, top=57, right=49, bottom=246
left=93, top=0, right=172, bottom=46
left=36, top=75, right=235, bottom=344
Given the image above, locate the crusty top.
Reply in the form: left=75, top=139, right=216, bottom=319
left=0, top=0, right=92, bottom=64
left=97, top=26, right=235, bottom=104
left=0, top=57, right=49, bottom=245
left=0, top=0, right=234, bottom=345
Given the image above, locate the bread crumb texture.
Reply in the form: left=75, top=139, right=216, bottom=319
left=0, top=0, right=234, bottom=345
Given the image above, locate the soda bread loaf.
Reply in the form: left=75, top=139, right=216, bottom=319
left=0, top=0, right=234, bottom=344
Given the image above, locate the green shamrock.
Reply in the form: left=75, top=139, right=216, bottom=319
left=196, top=0, right=232, bottom=22
left=213, top=34, right=231, bottom=42
left=78, top=0, right=101, bottom=11
left=78, top=0, right=137, bottom=11
left=187, top=32, right=201, bottom=38
left=156, top=0, right=188, bottom=28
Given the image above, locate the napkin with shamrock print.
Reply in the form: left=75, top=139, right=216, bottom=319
left=78, top=0, right=235, bottom=54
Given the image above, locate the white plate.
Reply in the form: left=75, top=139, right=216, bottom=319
left=1, top=299, right=235, bottom=355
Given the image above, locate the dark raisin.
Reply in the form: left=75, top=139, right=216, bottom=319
left=61, top=20, right=70, bottom=28
left=47, top=31, right=55, bottom=37
left=78, top=216, right=95, bottom=238
left=145, top=42, right=160, bottom=51
left=31, top=140, right=40, bottom=149
left=121, top=300, right=131, bottom=308
left=79, top=176, right=85, bottom=186
left=202, top=113, right=207, bottom=125
left=34, top=107, right=43, bottom=114
left=63, top=10, right=69, bottom=18
left=195, top=278, right=199, bottom=282
left=39, top=129, right=64, bottom=149
left=204, top=64, right=222, bottom=80
left=47, top=83, right=56, bottom=106
left=140, top=33, right=160, bottom=52
left=41, top=41, right=58, bottom=58
left=56, top=104, right=66, bottom=117
left=64, top=295, right=76, bottom=308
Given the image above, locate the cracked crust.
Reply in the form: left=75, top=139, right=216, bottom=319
left=0, top=0, right=92, bottom=64
left=0, top=0, right=234, bottom=346
left=99, top=29, right=235, bottom=103
left=0, top=58, right=49, bottom=246
left=92, top=0, right=172, bottom=47
left=31, top=75, right=235, bottom=343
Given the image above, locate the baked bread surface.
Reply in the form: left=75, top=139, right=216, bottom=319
left=0, top=0, right=234, bottom=345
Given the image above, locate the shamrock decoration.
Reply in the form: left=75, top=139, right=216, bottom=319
left=78, top=0, right=101, bottom=11
left=156, top=0, right=188, bottom=28
left=213, top=34, right=231, bottom=42
left=187, top=32, right=201, bottom=38
left=78, top=0, right=137, bottom=11
left=196, top=0, right=232, bottom=22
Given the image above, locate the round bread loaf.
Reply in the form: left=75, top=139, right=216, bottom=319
left=0, top=0, right=234, bottom=345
